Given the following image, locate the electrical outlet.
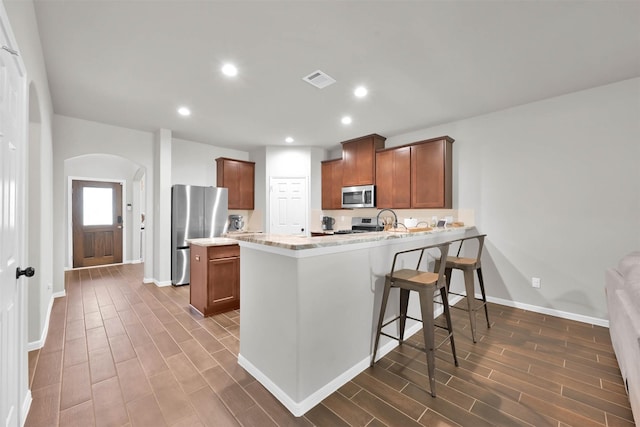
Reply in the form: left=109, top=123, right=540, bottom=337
left=532, top=277, right=541, bottom=288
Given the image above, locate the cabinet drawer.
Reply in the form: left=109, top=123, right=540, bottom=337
left=207, top=244, right=239, bottom=260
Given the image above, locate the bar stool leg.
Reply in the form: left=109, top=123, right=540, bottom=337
left=444, top=267, right=453, bottom=293
left=463, top=269, right=478, bottom=343
left=418, top=288, right=437, bottom=397
left=440, top=286, right=459, bottom=367
left=477, top=267, right=491, bottom=328
left=371, top=278, right=392, bottom=366
left=399, top=288, right=410, bottom=343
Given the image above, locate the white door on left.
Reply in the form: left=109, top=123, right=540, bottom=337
left=1, top=5, right=30, bottom=426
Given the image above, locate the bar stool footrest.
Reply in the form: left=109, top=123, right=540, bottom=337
left=379, top=332, right=454, bottom=354
left=445, top=291, right=488, bottom=313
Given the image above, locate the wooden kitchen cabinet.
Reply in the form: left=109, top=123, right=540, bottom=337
left=341, top=134, right=386, bottom=186
left=375, top=146, right=411, bottom=209
left=374, top=136, right=453, bottom=209
left=190, top=243, right=240, bottom=317
left=321, top=159, right=343, bottom=209
left=410, top=137, right=454, bottom=209
left=216, top=157, right=255, bottom=210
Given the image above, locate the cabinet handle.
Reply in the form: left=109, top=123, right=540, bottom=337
left=209, top=256, right=239, bottom=261
left=195, top=255, right=200, bottom=261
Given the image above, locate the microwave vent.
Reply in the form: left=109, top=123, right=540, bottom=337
left=302, top=70, right=336, bottom=89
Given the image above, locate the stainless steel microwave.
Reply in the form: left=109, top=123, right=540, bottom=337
left=342, top=185, right=375, bottom=208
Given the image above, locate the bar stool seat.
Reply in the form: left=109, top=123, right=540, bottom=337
left=437, top=234, right=490, bottom=343
left=371, top=242, right=458, bottom=397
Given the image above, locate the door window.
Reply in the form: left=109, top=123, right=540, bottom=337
left=83, top=187, right=113, bottom=225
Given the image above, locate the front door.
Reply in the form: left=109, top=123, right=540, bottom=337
left=269, top=177, right=308, bottom=235
left=1, top=7, right=28, bottom=425
left=72, top=180, right=123, bottom=267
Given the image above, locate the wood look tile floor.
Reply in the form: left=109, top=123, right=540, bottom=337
left=26, top=264, right=635, bottom=427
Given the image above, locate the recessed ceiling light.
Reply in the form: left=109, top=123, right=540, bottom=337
left=285, top=137, right=294, bottom=143
left=177, top=107, right=191, bottom=116
left=354, top=86, right=368, bottom=98
left=221, top=63, right=238, bottom=77
left=341, top=116, right=352, bottom=125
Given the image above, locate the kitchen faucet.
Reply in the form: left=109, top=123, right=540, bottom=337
left=376, top=209, right=398, bottom=231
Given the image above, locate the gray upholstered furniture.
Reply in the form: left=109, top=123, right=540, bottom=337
left=605, top=251, right=640, bottom=423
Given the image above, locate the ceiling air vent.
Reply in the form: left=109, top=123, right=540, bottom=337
left=302, top=70, right=336, bottom=89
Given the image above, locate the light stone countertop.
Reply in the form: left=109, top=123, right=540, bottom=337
left=187, top=237, right=240, bottom=247
left=230, top=226, right=473, bottom=251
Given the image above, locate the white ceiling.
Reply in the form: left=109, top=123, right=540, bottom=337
left=33, top=0, right=640, bottom=151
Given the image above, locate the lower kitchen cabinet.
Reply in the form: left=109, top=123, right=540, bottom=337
left=190, top=243, right=240, bottom=316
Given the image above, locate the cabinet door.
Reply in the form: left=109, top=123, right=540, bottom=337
left=341, top=135, right=385, bottom=186
left=216, top=158, right=255, bottom=210
left=237, top=161, right=255, bottom=210
left=207, top=256, right=240, bottom=312
left=411, top=140, right=451, bottom=208
left=391, top=147, right=411, bottom=208
left=376, top=148, right=411, bottom=209
left=375, top=150, right=393, bottom=208
left=321, top=159, right=343, bottom=209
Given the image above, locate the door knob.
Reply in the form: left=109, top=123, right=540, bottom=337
left=16, top=267, right=35, bottom=279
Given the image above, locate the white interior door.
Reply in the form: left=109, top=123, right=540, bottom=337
left=269, top=177, right=308, bottom=235
left=1, top=9, right=29, bottom=427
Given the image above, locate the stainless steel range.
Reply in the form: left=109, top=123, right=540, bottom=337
left=333, top=217, right=383, bottom=234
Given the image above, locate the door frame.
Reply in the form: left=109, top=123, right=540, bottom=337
left=268, top=176, right=309, bottom=235
left=67, top=176, right=127, bottom=269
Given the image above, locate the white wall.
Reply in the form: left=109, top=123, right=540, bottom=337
left=171, top=137, right=249, bottom=187
left=309, top=147, right=324, bottom=211
left=263, top=147, right=313, bottom=233
left=385, top=78, right=640, bottom=320
left=4, top=0, right=56, bottom=349
left=153, top=129, right=171, bottom=285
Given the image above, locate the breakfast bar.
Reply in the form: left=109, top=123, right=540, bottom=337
left=234, top=226, right=476, bottom=416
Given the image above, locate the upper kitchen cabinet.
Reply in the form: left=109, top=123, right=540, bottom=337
left=410, top=136, right=454, bottom=209
left=375, top=146, right=411, bottom=209
left=321, top=158, right=343, bottom=210
left=215, top=157, right=255, bottom=210
left=341, top=134, right=386, bottom=186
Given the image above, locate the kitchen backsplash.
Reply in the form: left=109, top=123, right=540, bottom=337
left=312, top=208, right=475, bottom=231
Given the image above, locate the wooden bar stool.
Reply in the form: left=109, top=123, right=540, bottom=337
left=438, top=234, right=490, bottom=343
left=371, top=242, right=458, bottom=397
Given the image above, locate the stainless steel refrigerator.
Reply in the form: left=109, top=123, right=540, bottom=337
left=171, top=185, right=228, bottom=285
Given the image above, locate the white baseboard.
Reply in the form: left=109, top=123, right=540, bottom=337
left=238, top=353, right=376, bottom=417
left=21, top=389, right=32, bottom=427
left=143, top=277, right=173, bottom=286
left=484, top=295, right=609, bottom=328
left=237, top=294, right=464, bottom=417
left=153, top=279, right=172, bottom=287
left=27, top=290, right=66, bottom=351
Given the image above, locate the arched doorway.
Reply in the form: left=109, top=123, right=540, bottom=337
left=64, top=154, right=146, bottom=269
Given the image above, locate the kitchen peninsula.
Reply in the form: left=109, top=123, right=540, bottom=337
left=234, top=226, right=476, bottom=416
